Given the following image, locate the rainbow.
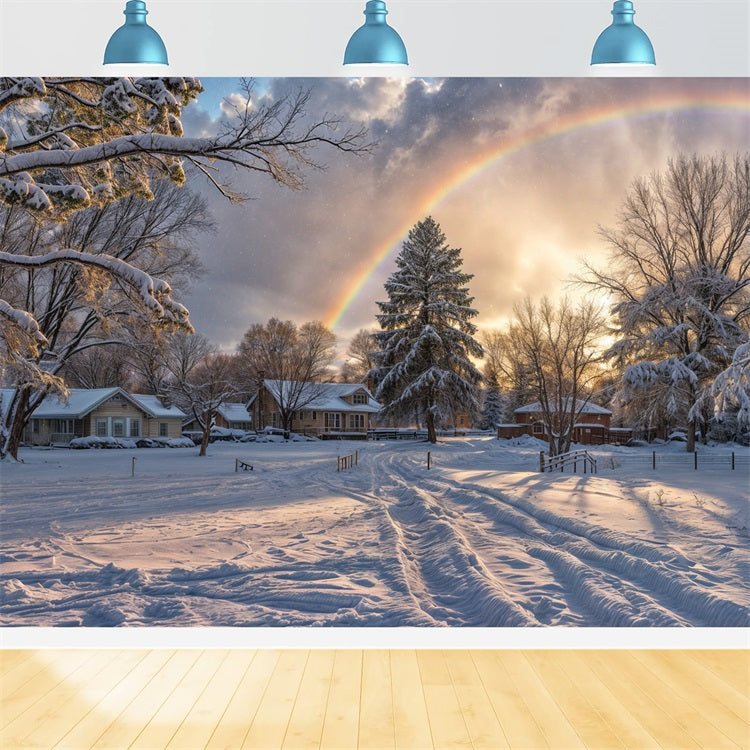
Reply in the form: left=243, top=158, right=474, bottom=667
left=323, top=88, right=750, bottom=330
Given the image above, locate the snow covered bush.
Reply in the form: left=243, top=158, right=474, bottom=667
left=69, top=436, right=136, bottom=449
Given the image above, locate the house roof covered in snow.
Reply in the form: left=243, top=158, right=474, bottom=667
left=249, top=380, right=381, bottom=413
left=515, top=399, right=612, bottom=416
left=31, top=388, right=124, bottom=419
left=129, top=394, right=187, bottom=419
left=31, top=388, right=186, bottom=420
left=216, top=402, right=252, bottom=423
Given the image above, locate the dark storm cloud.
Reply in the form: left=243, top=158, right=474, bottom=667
left=176, top=78, right=749, bottom=350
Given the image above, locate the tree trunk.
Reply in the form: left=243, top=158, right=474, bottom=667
left=199, top=424, right=210, bottom=456
left=548, top=436, right=558, bottom=458
left=686, top=418, right=696, bottom=454
left=426, top=411, right=437, bottom=444
left=5, top=389, right=31, bottom=460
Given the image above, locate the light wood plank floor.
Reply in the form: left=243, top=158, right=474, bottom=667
left=1, top=650, right=747, bottom=749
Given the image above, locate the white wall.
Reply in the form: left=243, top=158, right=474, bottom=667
left=1, top=0, right=748, bottom=76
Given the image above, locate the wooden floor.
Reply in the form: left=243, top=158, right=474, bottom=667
left=1, top=649, right=747, bottom=749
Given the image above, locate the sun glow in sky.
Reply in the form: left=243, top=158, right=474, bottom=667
left=180, top=78, right=749, bottom=352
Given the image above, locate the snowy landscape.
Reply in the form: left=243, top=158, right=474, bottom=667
left=2, top=437, right=748, bottom=627
left=1, top=79, right=748, bottom=634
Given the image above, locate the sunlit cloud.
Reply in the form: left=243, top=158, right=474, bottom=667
left=176, top=78, right=749, bottom=353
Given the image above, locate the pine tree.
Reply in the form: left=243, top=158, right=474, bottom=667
left=371, top=216, right=483, bottom=443
left=480, top=371, right=505, bottom=431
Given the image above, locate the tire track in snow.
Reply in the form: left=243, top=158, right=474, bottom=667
left=388, top=456, right=685, bottom=626
left=402, top=464, right=748, bottom=627
left=320, top=450, right=536, bottom=626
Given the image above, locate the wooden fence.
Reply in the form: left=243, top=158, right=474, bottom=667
left=540, top=449, right=597, bottom=474
left=539, top=449, right=748, bottom=473
left=337, top=450, right=359, bottom=471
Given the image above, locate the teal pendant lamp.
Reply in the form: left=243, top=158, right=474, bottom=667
left=591, top=0, right=655, bottom=65
left=104, top=0, right=168, bottom=65
left=344, top=0, right=408, bottom=65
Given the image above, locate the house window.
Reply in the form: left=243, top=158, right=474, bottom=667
left=96, top=418, right=108, bottom=437
left=129, top=419, right=140, bottom=437
left=32, top=419, right=39, bottom=433
left=532, top=422, right=543, bottom=435
left=325, top=413, right=341, bottom=430
left=311, top=411, right=317, bottom=420
left=54, top=419, right=75, bottom=434
left=159, top=422, right=168, bottom=437
left=353, top=392, right=368, bottom=405
left=272, top=412, right=279, bottom=428
left=112, top=418, right=125, bottom=437
left=350, top=414, right=364, bottom=430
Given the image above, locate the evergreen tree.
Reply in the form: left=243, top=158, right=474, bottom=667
left=371, top=216, right=483, bottom=443
left=480, top=371, right=505, bottom=430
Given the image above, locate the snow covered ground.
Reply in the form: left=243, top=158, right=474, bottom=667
left=1, top=437, right=748, bottom=627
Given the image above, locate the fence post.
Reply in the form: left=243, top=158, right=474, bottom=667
left=694, top=450, right=698, bottom=470
left=574, top=458, right=577, bottom=473
left=539, top=451, right=545, bottom=472
left=583, top=455, right=586, bottom=474
left=652, top=451, right=656, bottom=470
left=337, top=456, right=340, bottom=472
left=131, top=456, right=136, bottom=477
left=355, top=450, right=359, bottom=466
left=427, top=451, right=431, bottom=470
left=732, top=451, right=735, bottom=470
left=235, top=458, right=239, bottom=473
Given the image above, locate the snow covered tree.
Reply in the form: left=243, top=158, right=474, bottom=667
left=509, top=296, right=606, bottom=456
left=580, top=153, right=750, bottom=452
left=371, top=216, right=483, bottom=443
left=0, top=77, right=365, bottom=459
left=479, top=370, right=505, bottom=431
left=340, top=328, right=376, bottom=383
left=237, top=318, right=337, bottom=431
left=0, top=179, right=207, bottom=457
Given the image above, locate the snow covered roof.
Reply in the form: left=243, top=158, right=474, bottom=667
left=32, top=388, right=124, bottom=419
left=31, top=388, right=187, bottom=420
left=515, top=399, right=612, bottom=416
left=216, top=402, right=252, bottom=423
left=129, top=394, right=187, bottom=420
left=251, top=380, right=381, bottom=413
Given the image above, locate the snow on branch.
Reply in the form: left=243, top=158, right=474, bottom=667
left=0, top=77, right=46, bottom=113
left=0, top=249, right=191, bottom=330
left=711, top=341, right=750, bottom=430
left=0, top=299, right=48, bottom=347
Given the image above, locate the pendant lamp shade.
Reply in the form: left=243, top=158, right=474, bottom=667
left=104, top=0, right=168, bottom=65
left=591, top=0, right=655, bottom=65
left=344, top=0, right=408, bottom=65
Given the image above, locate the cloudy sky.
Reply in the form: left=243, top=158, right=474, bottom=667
left=178, top=78, right=749, bottom=353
